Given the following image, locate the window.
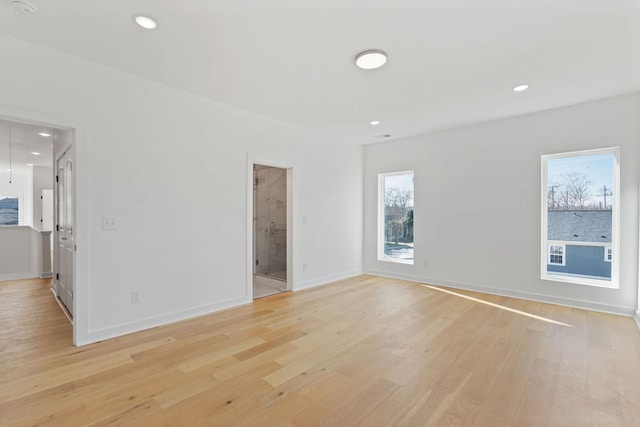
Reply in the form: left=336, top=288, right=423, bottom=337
left=378, top=171, right=414, bottom=264
left=548, top=244, right=565, bottom=266
left=0, top=196, right=19, bottom=226
left=541, top=147, right=619, bottom=287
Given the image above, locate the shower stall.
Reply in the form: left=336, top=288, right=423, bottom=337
left=253, top=164, right=287, bottom=298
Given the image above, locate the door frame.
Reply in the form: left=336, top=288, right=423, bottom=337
left=0, top=105, right=84, bottom=345
left=246, top=156, right=294, bottom=299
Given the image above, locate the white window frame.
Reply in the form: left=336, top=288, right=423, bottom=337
left=377, top=170, right=414, bottom=265
left=605, top=246, right=612, bottom=263
left=541, top=147, right=620, bottom=288
left=547, top=243, right=566, bottom=266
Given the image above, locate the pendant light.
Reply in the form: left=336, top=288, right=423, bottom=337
left=8, top=123, right=12, bottom=184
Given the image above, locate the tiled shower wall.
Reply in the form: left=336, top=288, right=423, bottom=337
left=253, top=165, right=287, bottom=280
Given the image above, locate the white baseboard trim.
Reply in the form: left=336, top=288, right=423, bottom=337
left=76, top=270, right=364, bottom=346
left=41, top=272, right=53, bottom=279
left=364, top=269, right=636, bottom=317
left=294, top=269, right=363, bottom=291
left=79, top=295, right=253, bottom=346
left=635, top=311, right=640, bottom=332
left=0, top=272, right=39, bottom=282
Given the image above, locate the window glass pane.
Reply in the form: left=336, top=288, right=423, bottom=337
left=0, top=196, right=19, bottom=226
left=381, top=172, right=414, bottom=263
left=544, top=150, right=616, bottom=284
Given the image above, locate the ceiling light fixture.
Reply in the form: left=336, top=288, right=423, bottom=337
left=31, top=151, right=40, bottom=156
left=26, top=163, right=33, bottom=167
left=134, top=15, right=157, bottom=30
left=370, top=120, right=380, bottom=126
left=11, top=0, right=37, bottom=16
left=512, top=84, right=529, bottom=92
left=355, top=50, right=387, bottom=70
left=38, top=132, right=51, bottom=137
left=7, top=123, right=12, bottom=183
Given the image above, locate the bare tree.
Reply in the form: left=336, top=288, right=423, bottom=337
left=385, top=187, right=413, bottom=244
left=561, top=172, right=592, bottom=209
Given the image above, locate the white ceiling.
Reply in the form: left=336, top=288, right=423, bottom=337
left=0, top=118, right=53, bottom=176
left=0, top=0, right=638, bottom=144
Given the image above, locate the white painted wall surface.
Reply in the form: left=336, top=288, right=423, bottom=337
left=32, top=166, right=53, bottom=231
left=0, top=34, right=363, bottom=345
left=0, top=226, right=42, bottom=281
left=364, top=93, right=639, bottom=315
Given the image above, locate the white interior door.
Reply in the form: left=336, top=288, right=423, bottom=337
left=56, top=148, right=74, bottom=316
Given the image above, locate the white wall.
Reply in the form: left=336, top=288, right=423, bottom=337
left=0, top=226, right=42, bottom=281
left=32, top=166, right=53, bottom=231
left=0, top=33, right=363, bottom=345
left=364, top=93, right=639, bottom=315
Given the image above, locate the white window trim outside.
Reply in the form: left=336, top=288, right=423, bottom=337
left=541, top=147, right=620, bottom=289
left=605, top=246, right=612, bottom=263
left=547, top=243, right=566, bottom=266
left=377, top=170, right=414, bottom=265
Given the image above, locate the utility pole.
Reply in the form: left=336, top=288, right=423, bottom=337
left=599, top=185, right=612, bottom=209
left=549, top=186, right=558, bottom=209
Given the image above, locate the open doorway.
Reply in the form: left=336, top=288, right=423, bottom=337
left=0, top=116, right=74, bottom=323
left=253, top=164, right=288, bottom=298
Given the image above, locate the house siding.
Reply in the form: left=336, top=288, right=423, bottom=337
left=547, top=244, right=611, bottom=279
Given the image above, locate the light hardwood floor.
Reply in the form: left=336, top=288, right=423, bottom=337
left=1, top=276, right=640, bottom=426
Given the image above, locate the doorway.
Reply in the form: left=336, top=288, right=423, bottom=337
left=253, top=164, right=288, bottom=298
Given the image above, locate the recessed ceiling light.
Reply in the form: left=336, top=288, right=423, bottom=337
left=512, top=84, right=529, bottom=92
left=38, top=132, right=51, bottom=137
left=370, top=120, right=380, bottom=126
left=26, top=163, right=33, bottom=167
left=355, top=50, right=388, bottom=70
left=134, top=15, right=157, bottom=30
left=31, top=151, right=40, bottom=155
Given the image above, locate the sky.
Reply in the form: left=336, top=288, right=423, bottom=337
left=547, top=152, right=614, bottom=191
left=385, top=173, right=413, bottom=190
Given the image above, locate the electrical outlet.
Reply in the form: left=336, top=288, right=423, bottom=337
left=131, top=291, right=141, bottom=304
left=102, top=217, right=118, bottom=230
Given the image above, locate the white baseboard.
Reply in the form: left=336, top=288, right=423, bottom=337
left=78, top=295, right=253, bottom=346
left=0, top=272, right=39, bottom=282
left=635, top=311, right=640, bottom=332
left=364, top=269, right=636, bottom=317
left=76, top=270, right=364, bottom=346
left=294, top=269, right=363, bottom=291
left=41, top=272, right=53, bottom=279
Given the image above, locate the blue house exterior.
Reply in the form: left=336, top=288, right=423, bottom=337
left=547, top=210, right=612, bottom=280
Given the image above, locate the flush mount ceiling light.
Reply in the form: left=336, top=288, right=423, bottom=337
left=134, top=15, right=158, bottom=30
left=355, top=50, right=387, bottom=70
left=38, top=132, right=51, bottom=137
left=370, top=120, right=380, bottom=126
left=11, top=0, right=37, bottom=16
left=31, top=151, right=40, bottom=155
left=512, top=84, right=529, bottom=92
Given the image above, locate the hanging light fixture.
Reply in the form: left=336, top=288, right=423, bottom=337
left=8, top=123, right=12, bottom=184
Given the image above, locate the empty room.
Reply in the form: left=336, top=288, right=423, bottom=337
left=0, top=1, right=639, bottom=426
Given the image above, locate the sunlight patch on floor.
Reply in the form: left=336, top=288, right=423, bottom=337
left=421, top=284, right=573, bottom=327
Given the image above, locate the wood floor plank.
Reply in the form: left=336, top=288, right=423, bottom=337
left=2, top=276, right=640, bottom=426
